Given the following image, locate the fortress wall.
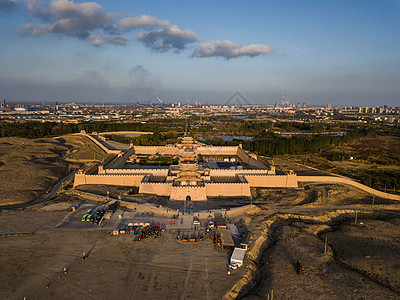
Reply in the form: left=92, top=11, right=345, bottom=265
left=139, top=182, right=172, bottom=196
left=81, top=134, right=120, bottom=154
left=197, top=146, right=238, bottom=156
left=104, top=168, right=169, bottom=177
left=209, top=169, right=270, bottom=177
left=106, top=155, right=125, bottom=169
left=236, top=147, right=266, bottom=169
left=107, top=147, right=135, bottom=169
left=236, top=147, right=251, bottom=164
left=170, top=186, right=207, bottom=201
left=205, top=183, right=251, bottom=197
left=99, top=131, right=152, bottom=136
left=248, top=157, right=267, bottom=169
left=133, top=146, right=178, bottom=155
left=297, top=176, right=400, bottom=201
left=244, top=174, right=298, bottom=188
left=73, top=174, right=144, bottom=187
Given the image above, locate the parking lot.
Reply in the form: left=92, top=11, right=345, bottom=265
left=55, top=202, right=218, bottom=232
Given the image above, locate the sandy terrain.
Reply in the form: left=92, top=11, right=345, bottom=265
left=0, top=200, right=244, bottom=300
left=1, top=134, right=400, bottom=299
left=1, top=183, right=400, bottom=299
left=59, top=135, right=110, bottom=163
left=0, top=137, right=69, bottom=205
left=0, top=135, right=112, bottom=206
left=242, top=219, right=400, bottom=299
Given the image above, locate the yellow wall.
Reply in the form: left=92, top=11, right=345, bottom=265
left=74, top=174, right=144, bottom=187
left=244, top=174, right=298, bottom=187
left=205, top=183, right=251, bottom=197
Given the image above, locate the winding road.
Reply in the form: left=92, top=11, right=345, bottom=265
left=0, top=151, right=84, bottom=210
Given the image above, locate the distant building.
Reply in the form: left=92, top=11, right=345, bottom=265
left=0, top=98, right=5, bottom=108
left=327, top=103, right=332, bottom=110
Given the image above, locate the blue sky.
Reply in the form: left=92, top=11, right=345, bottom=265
left=1, top=0, right=399, bottom=106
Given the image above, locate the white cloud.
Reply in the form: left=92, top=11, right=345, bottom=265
left=136, top=25, right=199, bottom=52
left=89, top=34, right=127, bottom=46
left=192, top=40, right=273, bottom=59
left=117, top=15, right=170, bottom=31
left=18, top=23, right=50, bottom=36
left=22, top=0, right=113, bottom=39
left=18, top=0, right=273, bottom=56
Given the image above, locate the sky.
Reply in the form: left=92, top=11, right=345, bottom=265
left=0, top=0, right=399, bottom=106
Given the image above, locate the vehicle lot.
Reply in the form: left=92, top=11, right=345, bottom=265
left=0, top=203, right=245, bottom=299
left=56, top=204, right=105, bottom=230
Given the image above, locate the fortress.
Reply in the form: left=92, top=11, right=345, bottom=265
left=73, top=135, right=298, bottom=201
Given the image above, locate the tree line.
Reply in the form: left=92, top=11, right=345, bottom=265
left=203, top=128, right=376, bottom=156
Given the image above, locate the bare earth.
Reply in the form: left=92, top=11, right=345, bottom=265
left=0, top=135, right=111, bottom=206
left=0, top=137, right=68, bottom=205
left=0, top=201, right=244, bottom=300
left=244, top=219, right=400, bottom=299
left=1, top=136, right=400, bottom=299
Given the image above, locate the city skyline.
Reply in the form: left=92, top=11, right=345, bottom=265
left=1, top=0, right=399, bottom=106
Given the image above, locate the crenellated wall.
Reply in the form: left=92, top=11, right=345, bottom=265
left=74, top=174, right=144, bottom=187
left=170, top=185, right=207, bottom=201
left=107, top=147, right=135, bottom=169
left=209, top=169, right=270, bottom=177
left=81, top=134, right=121, bottom=154
left=197, top=146, right=238, bottom=156
left=103, top=168, right=169, bottom=177
left=244, top=174, right=298, bottom=188
left=139, top=182, right=172, bottom=196
left=133, top=146, right=178, bottom=155
left=297, top=176, right=400, bottom=201
left=205, top=182, right=251, bottom=197
left=236, top=147, right=267, bottom=169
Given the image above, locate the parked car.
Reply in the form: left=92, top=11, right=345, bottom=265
left=193, top=217, right=200, bottom=226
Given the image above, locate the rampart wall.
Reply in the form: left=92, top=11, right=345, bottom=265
left=170, top=186, right=207, bottom=201
left=107, top=147, right=135, bottom=169
left=133, top=146, right=178, bottom=155
left=297, top=176, right=400, bottom=201
left=197, top=146, right=238, bottom=156
left=237, top=147, right=267, bottom=169
left=103, top=168, right=169, bottom=177
left=82, top=134, right=120, bottom=154
left=244, top=174, right=298, bottom=188
left=205, top=183, right=251, bottom=197
left=209, top=169, right=270, bottom=177
left=99, top=131, right=152, bottom=136
left=139, top=182, right=172, bottom=196
left=74, top=174, right=144, bottom=187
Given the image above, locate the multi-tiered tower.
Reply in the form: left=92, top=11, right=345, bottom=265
left=174, top=137, right=203, bottom=186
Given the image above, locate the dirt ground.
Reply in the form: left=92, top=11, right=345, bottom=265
left=244, top=218, right=400, bottom=299
left=0, top=137, right=69, bottom=205
left=1, top=188, right=400, bottom=299
left=2, top=134, right=400, bottom=299
left=0, top=135, right=111, bottom=206
left=59, top=135, right=110, bottom=163
left=0, top=200, right=244, bottom=300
